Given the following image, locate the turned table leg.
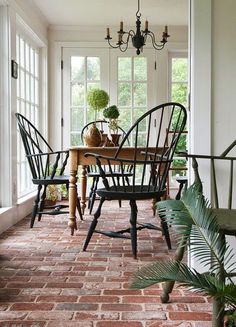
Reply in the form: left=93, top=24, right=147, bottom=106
left=68, top=167, right=78, bottom=235
left=80, top=165, right=87, bottom=215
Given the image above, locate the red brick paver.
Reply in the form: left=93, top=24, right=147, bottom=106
left=0, top=200, right=212, bottom=326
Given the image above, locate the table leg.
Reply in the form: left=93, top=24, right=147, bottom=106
left=69, top=167, right=78, bottom=235
left=80, top=165, right=87, bottom=215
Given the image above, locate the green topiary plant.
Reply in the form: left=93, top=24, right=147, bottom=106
left=103, top=105, right=120, bottom=133
left=87, top=88, right=109, bottom=121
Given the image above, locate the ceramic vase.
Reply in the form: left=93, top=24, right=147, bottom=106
left=84, top=123, right=102, bottom=147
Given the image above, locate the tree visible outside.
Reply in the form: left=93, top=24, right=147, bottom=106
left=170, top=57, right=188, bottom=178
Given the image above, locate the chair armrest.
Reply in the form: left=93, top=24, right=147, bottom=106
left=26, top=150, right=69, bottom=157
left=177, top=152, right=236, bottom=161
left=26, top=150, right=69, bottom=178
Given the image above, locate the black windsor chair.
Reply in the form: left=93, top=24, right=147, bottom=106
left=16, top=113, right=83, bottom=228
left=159, top=141, right=236, bottom=327
left=82, top=103, right=187, bottom=258
left=81, top=120, right=133, bottom=214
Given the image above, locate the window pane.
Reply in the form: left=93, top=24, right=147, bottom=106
left=71, top=57, right=85, bottom=83
left=35, top=52, right=39, bottom=77
left=16, top=35, right=20, bottom=62
left=35, top=79, right=39, bottom=105
left=71, top=133, right=81, bottom=146
left=171, top=83, right=187, bottom=106
left=118, top=83, right=131, bottom=107
left=134, top=57, right=147, bottom=81
left=133, top=108, right=146, bottom=131
left=118, top=57, right=132, bottom=80
left=20, top=38, right=25, bottom=68
left=72, top=83, right=84, bottom=107
left=87, top=57, right=100, bottom=81
left=134, top=83, right=147, bottom=107
left=20, top=70, right=25, bottom=98
left=25, top=73, right=30, bottom=101
left=119, top=109, right=131, bottom=131
left=87, top=82, right=100, bottom=91
left=31, top=76, right=35, bottom=103
left=172, top=58, right=188, bottom=82
left=30, top=49, right=35, bottom=75
left=71, top=108, right=84, bottom=132
left=25, top=43, right=30, bottom=72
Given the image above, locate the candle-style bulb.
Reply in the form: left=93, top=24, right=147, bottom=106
left=120, top=21, right=123, bottom=31
left=106, top=27, right=110, bottom=38
left=145, top=20, right=149, bottom=31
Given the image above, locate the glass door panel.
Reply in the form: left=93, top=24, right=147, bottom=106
left=62, top=48, right=109, bottom=148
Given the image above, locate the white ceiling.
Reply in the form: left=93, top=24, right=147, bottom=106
left=31, top=0, right=188, bottom=27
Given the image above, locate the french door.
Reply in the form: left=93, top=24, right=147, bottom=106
left=62, top=47, right=157, bottom=149
left=62, top=48, right=109, bottom=149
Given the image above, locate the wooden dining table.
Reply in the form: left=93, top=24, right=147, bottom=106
left=68, top=146, right=161, bottom=235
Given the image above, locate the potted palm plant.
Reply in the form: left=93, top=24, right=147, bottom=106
left=85, top=88, right=109, bottom=147
left=131, top=182, right=236, bottom=327
left=103, top=105, right=121, bottom=146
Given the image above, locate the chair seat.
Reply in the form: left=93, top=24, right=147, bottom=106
left=214, top=208, right=236, bottom=235
left=32, top=175, right=69, bottom=185
left=97, top=185, right=166, bottom=201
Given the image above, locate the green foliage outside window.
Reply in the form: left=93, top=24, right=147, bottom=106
left=170, top=57, right=188, bottom=178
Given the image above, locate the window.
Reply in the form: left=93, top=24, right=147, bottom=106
left=70, top=56, right=101, bottom=146
left=62, top=48, right=109, bottom=148
left=169, top=54, right=188, bottom=184
left=117, top=56, right=148, bottom=146
left=16, top=33, right=40, bottom=198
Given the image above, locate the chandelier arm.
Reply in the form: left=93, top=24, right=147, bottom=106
left=121, top=30, right=135, bottom=45
left=107, top=38, right=121, bottom=49
left=146, top=31, right=166, bottom=50
left=119, top=42, right=129, bottom=52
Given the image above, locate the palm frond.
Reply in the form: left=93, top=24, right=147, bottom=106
left=156, top=182, right=235, bottom=274
left=131, top=260, right=236, bottom=302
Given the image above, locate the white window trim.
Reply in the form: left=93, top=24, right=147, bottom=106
left=0, top=4, right=12, bottom=207
left=15, top=14, right=48, bottom=201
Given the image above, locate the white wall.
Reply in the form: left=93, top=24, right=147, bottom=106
left=190, top=0, right=236, bottom=269
left=211, top=0, right=236, bottom=152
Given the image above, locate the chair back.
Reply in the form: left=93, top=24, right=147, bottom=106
left=15, top=113, right=67, bottom=181
left=189, top=140, right=236, bottom=210
left=94, top=102, right=187, bottom=194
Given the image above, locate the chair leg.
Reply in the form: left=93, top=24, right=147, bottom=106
left=129, top=199, right=138, bottom=259
left=89, top=177, right=99, bottom=214
left=117, top=177, right=122, bottom=208
left=30, top=185, right=42, bottom=228
left=160, top=237, right=186, bottom=303
left=88, top=178, right=95, bottom=210
left=38, top=185, right=47, bottom=222
left=160, top=213, right=172, bottom=250
left=83, top=197, right=106, bottom=251
left=76, top=197, right=83, bottom=221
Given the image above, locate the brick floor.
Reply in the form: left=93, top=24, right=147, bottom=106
left=0, top=200, right=212, bottom=326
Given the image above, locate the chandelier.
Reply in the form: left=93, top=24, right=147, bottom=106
left=105, top=0, right=170, bottom=55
